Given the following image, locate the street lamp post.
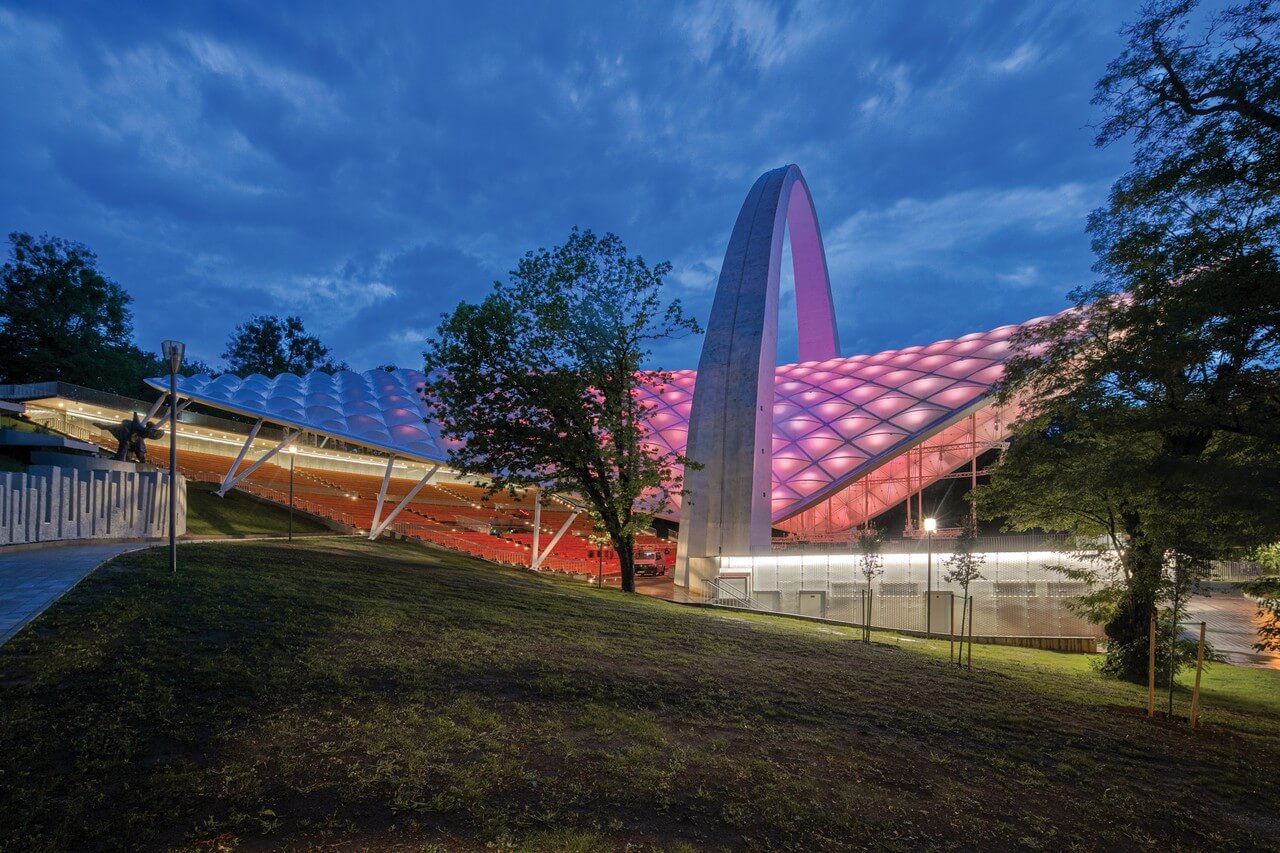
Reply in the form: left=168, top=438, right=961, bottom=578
left=161, top=340, right=185, bottom=574
left=924, top=516, right=938, bottom=636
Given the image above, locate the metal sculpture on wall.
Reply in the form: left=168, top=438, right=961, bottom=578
left=95, top=414, right=164, bottom=464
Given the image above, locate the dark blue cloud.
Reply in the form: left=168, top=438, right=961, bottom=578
left=0, top=0, right=1134, bottom=372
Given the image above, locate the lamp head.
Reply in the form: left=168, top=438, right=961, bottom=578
left=923, top=517, right=938, bottom=533
left=161, top=340, right=186, bottom=374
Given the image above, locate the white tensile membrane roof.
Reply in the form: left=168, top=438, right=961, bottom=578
left=147, top=314, right=1044, bottom=518
left=145, top=368, right=446, bottom=463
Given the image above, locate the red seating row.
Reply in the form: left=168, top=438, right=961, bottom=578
left=137, top=442, right=671, bottom=576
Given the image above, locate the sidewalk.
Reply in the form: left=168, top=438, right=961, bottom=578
left=0, top=542, right=151, bottom=645
left=1186, top=584, right=1280, bottom=669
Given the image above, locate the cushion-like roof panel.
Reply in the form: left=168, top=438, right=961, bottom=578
left=636, top=313, right=1053, bottom=522
left=145, top=368, right=445, bottom=463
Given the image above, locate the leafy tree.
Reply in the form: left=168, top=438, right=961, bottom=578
left=1251, top=542, right=1280, bottom=574
left=943, top=519, right=986, bottom=663
left=942, top=520, right=986, bottom=603
left=1242, top=576, right=1280, bottom=651
left=421, top=228, right=701, bottom=592
left=222, top=314, right=345, bottom=376
left=0, top=232, right=157, bottom=394
left=854, top=526, right=884, bottom=642
left=980, top=0, right=1280, bottom=683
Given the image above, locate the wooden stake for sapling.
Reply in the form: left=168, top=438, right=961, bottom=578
left=949, top=592, right=957, bottom=664
left=966, top=596, right=975, bottom=670
left=1147, top=615, right=1157, bottom=719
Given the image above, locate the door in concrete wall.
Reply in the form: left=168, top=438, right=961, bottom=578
left=719, top=575, right=750, bottom=601
left=798, top=591, right=825, bottom=618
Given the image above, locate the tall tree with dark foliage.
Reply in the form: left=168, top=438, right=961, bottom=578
left=222, top=314, right=345, bottom=377
left=981, top=0, right=1280, bottom=682
left=0, top=232, right=162, bottom=395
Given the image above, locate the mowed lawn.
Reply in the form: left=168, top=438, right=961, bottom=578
left=0, top=541, right=1277, bottom=851
left=184, top=482, right=333, bottom=538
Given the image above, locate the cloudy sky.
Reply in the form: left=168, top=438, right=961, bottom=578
left=1, top=1, right=1136, bottom=371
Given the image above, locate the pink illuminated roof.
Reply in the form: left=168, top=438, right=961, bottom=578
left=148, top=315, right=1051, bottom=524
left=639, top=315, right=1052, bottom=522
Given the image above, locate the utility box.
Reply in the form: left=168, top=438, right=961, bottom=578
left=927, top=591, right=954, bottom=635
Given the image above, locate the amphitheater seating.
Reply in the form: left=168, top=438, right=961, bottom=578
left=128, top=440, right=672, bottom=576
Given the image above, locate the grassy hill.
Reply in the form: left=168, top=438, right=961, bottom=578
left=184, top=481, right=334, bottom=537
left=0, top=539, right=1276, bottom=850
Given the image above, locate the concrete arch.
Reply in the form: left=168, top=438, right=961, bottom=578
left=675, top=164, right=840, bottom=589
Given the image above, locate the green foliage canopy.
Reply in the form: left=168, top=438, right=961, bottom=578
left=980, top=0, right=1280, bottom=682
left=421, top=228, right=700, bottom=592
left=222, top=314, right=345, bottom=377
left=0, top=232, right=160, bottom=395
left=942, top=520, right=986, bottom=597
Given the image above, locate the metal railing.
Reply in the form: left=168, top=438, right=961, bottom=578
left=180, top=467, right=357, bottom=529
left=1211, top=560, right=1265, bottom=582
left=703, top=577, right=759, bottom=609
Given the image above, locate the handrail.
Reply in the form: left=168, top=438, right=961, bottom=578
left=703, top=577, right=758, bottom=609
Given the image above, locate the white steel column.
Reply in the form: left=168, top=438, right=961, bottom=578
left=143, top=394, right=168, bottom=423
left=370, top=455, right=396, bottom=533
left=970, top=413, right=979, bottom=527
left=218, top=419, right=264, bottom=494
left=216, top=429, right=298, bottom=497
left=369, top=464, right=440, bottom=539
left=154, top=396, right=193, bottom=424
left=532, top=511, right=580, bottom=569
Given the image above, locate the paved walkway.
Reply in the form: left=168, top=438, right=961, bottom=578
left=0, top=543, right=150, bottom=646
left=1186, top=584, right=1280, bottom=670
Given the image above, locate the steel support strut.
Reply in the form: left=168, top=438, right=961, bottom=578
left=532, top=511, right=580, bottom=569
left=216, top=427, right=297, bottom=497
left=368, top=464, right=441, bottom=539
left=531, top=488, right=541, bottom=567
left=371, top=455, right=396, bottom=532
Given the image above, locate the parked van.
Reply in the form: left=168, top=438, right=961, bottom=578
left=635, top=549, right=667, bottom=576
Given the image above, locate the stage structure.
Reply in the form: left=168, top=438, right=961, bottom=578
left=148, top=164, right=1051, bottom=590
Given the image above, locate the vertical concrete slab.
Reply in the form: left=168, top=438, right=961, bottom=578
left=0, top=465, right=186, bottom=547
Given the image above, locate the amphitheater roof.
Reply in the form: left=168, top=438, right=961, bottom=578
left=144, top=368, right=445, bottom=463
left=147, top=314, right=1050, bottom=517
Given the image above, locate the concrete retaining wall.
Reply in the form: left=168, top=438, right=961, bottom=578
left=0, top=465, right=185, bottom=546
